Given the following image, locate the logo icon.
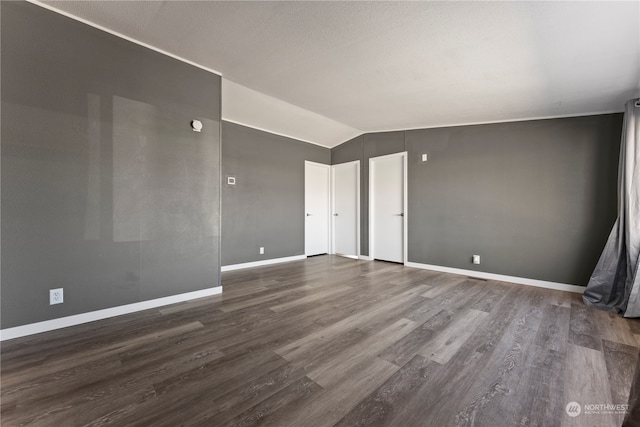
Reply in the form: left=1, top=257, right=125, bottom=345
left=566, top=402, right=581, bottom=417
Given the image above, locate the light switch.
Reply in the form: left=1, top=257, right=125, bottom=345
left=227, top=177, right=236, bottom=185
left=421, top=153, right=428, bottom=162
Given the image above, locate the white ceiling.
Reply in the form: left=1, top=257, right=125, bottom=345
left=40, top=1, right=640, bottom=148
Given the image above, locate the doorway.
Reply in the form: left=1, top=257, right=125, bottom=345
left=305, top=161, right=330, bottom=256
left=369, top=152, right=407, bottom=263
left=331, top=161, right=360, bottom=259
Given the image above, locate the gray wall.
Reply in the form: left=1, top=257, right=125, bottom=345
left=332, top=114, right=622, bottom=285
left=1, top=1, right=221, bottom=328
left=222, top=122, right=330, bottom=266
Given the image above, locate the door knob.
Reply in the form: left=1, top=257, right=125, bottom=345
left=395, top=213, right=404, bottom=216
left=334, top=213, right=339, bottom=216
left=306, top=213, right=312, bottom=216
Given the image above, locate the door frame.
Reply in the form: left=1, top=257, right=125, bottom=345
left=304, top=161, right=331, bottom=256
left=330, top=160, right=360, bottom=259
left=369, top=152, right=408, bottom=264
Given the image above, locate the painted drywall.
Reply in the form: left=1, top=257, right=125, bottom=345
left=1, top=1, right=221, bottom=329
left=332, top=114, right=622, bottom=285
left=222, top=80, right=361, bottom=148
left=44, top=1, right=640, bottom=138
left=222, top=121, right=330, bottom=266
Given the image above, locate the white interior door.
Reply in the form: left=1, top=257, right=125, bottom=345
left=332, top=161, right=359, bottom=258
left=370, top=153, right=406, bottom=263
left=305, top=161, right=330, bottom=256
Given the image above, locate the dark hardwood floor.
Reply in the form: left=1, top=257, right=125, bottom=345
left=1, top=255, right=639, bottom=426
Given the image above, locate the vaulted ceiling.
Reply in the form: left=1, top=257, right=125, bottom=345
left=41, top=1, right=640, bottom=147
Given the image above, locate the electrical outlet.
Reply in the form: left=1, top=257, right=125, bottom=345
left=259, top=247, right=265, bottom=254
left=472, top=255, right=481, bottom=265
left=50, top=288, right=64, bottom=305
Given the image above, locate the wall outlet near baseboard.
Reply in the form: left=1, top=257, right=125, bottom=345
left=49, top=288, right=64, bottom=305
left=260, top=247, right=265, bottom=255
left=472, top=255, right=481, bottom=265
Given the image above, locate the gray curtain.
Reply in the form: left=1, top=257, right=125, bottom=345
left=583, top=98, right=640, bottom=318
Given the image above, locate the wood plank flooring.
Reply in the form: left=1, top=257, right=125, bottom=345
left=1, top=255, right=639, bottom=426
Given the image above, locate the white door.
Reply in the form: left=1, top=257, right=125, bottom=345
left=332, top=161, right=359, bottom=258
left=370, top=153, right=406, bottom=263
left=305, top=161, right=330, bottom=256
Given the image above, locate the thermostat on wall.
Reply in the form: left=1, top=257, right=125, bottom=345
left=191, top=120, right=203, bottom=132
left=227, top=177, right=236, bottom=185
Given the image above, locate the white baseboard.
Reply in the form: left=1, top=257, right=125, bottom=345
left=336, top=254, right=359, bottom=260
left=221, top=255, right=307, bottom=272
left=404, top=262, right=585, bottom=294
left=359, top=255, right=373, bottom=261
left=0, top=286, right=223, bottom=341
